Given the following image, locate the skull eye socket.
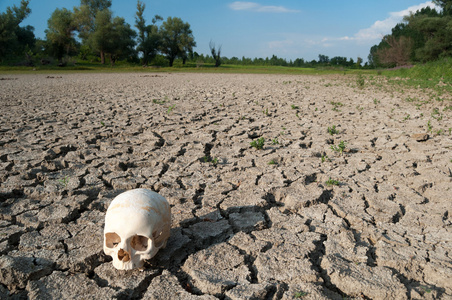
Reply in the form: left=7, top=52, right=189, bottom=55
left=105, top=232, right=121, bottom=248
left=131, top=235, right=149, bottom=251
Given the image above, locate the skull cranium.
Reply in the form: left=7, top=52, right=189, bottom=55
left=103, top=188, right=171, bottom=270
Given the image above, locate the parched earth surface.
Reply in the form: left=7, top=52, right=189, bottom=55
left=0, top=72, right=451, bottom=300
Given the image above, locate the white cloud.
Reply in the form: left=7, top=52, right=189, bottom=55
left=229, top=2, right=300, bottom=13
left=343, top=1, right=439, bottom=42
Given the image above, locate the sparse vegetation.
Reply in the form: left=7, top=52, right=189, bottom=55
left=356, top=74, right=365, bottom=89
left=167, top=104, right=176, bottom=114
left=250, top=137, right=265, bottom=150
left=331, top=140, right=347, bottom=155
left=58, top=176, right=69, bottom=187
left=327, top=125, right=339, bottom=135
left=325, top=178, right=340, bottom=186
left=330, top=101, right=343, bottom=111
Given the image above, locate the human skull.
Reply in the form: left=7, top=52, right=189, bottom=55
left=103, top=188, right=171, bottom=270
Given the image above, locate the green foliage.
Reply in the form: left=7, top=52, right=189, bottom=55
left=268, top=159, right=277, bottom=165
left=271, top=138, right=279, bottom=145
left=321, top=155, right=330, bottom=163
left=291, top=104, right=299, bottom=109
left=135, top=1, right=162, bottom=65
left=45, top=8, right=77, bottom=62
left=250, top=137, right=265, bottom=150
left=331, top=140, right=347, bottom=155
left=325, top=178, right=340, bottom=186
left=159, top=17, right=196, bottom=66
left=330, top=101, right=343, bottom=111
left=356, top=74, right=365, bottom=88
left=294, top=290, right=309, bottom=298
left=0, top=0, right=34, bottom=60
left=167, top=104, right=176, bottom=114
left=327, top=125, right=338, bottom=135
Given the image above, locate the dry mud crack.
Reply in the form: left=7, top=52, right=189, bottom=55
left=0, top=73, right=451, bottom=299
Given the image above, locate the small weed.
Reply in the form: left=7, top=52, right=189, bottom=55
left=325, top=178, right=340, bottom=186
left=420, top=286, right=432, bottom=293
left=167, top=104, right=176, bottom=114
left=291, top=104, right=299, bottom=109
left=436, top=129, right=444, bottom=136
left=294, top=290, right=308, bottom=298
left=250, top=137, right=265, bottom=150
left=331, top=140, right=347, bottom=155
left=100, top=121, right=105, bottom=127
left=321, top=155, right=330, bottom=163
left=327, top=125, right=339, bottom=135
left=330, top=101, right=343, bottom=111
left=271, top=138, right=279, bottom=145
left=373, top=98, right=380, bottom=105
left=202, top=156, right=219, bottom=165
left=403, top=114, right=410, bottom=121
left=427, top=120, right=433, bottom=133
left=268, top=159, right=277, bottom=165
left=356, top=74, right=365, bottom=89
left=263, top=108, right=269, bottom=116
left=58, top=176, right=69, bottom=187
left=152, top=99, right=165, bottom=104
left=432, top=108, right=442, bottom=120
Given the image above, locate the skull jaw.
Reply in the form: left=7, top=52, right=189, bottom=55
left=111, top=254, right=144, bottom=270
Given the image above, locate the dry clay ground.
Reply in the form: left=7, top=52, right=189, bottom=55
left=0, top=72, right=451, bottom=300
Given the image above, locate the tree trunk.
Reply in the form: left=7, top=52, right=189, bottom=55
left=101, top=51, right=105, bottom=64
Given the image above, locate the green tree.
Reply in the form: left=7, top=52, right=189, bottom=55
left=0, top=0, right=34, bottom=60
left=107, top=16, right=136, bottom=65
left=45, top=8, right=77, bottom=63
left=159, top=17, right=196, bottom=66
left=88, top=10, right=136, bottom=66
left=73, top=0, right=112, bottom=63
left=135, top=0, right=162, bottom=65
left=433, top=0, right=452, bottom=15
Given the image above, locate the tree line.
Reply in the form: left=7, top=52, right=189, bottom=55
left=0, top=0, right=195, bottom=67
left=1, top=0, right=451, bottom=69
left=369, top=0, right=452, bottom=68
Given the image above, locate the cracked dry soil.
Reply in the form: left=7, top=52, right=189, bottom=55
left=0, top=73, right=451, bottom=300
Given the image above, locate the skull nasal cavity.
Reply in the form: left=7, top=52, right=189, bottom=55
left=118, top=249, right=130, bottom=262
left=131, top=235, right=148, bottom=251
left=105, top=232, right=121, bottom=248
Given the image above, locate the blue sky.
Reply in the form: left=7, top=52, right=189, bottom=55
left=1, top=0, right=439, bottom=62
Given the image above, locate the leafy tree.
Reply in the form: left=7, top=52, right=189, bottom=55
left=318, top=54, right=329, bottom=64
left=0, top=0, right=34, bottom=60
left=87, top=9, right=136, bottom=65
left=45, top=8, right=77, bottom=63
left=159, top=17, right=196, bottom=66
left=73, top=0, right=112, bottom=63
left=209, top=40, right=221, bottom=67
left=108, top=16, right=136, bottom=65
left=433, top=0, right=452, bottom=15
left=135, top=0, right=162, bottom=65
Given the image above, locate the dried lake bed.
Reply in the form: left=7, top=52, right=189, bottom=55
left=0, top=72, right=451, bottom=299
